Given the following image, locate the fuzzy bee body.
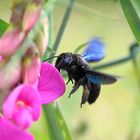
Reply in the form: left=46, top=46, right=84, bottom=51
left=55, top=39, right=118, bottom=107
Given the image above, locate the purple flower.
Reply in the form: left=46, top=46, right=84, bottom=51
left=38, top=62, right=66, bottom=104
left=0, top=117, right=34, bottom=140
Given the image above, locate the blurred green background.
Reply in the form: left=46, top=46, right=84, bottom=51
left=1, top=0, right=140, bottom=140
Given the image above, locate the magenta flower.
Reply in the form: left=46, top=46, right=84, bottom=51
left=0, top=28, right=25, bottom=56
left=0, top=117, right=34, bottom=140
left=2, top=84, right=41, bottom=129
left=2, top=62, right=66, bottom=134
left=38, top=62, right=66, bottom=104
left=0, top=56, right=3, bottom=62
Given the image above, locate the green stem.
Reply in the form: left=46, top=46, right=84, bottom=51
left=127, top=44, right=140, bottom=140
left=48, top=12, right=54, bottom=49
left=43, top=105, right=64, bottom=140
left=93, top=55, right=131, bottom=70
left=55, top=102, right=72, bottom=140
left=92, top=43, right=140, bottom=70
left=74, top=41, right=89, bottom=53
left=52, top=0, right=75, bottom=53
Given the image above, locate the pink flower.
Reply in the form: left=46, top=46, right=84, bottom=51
left=38, top=62, right=66, bottom=104
left=0, top=28, right=25, bottom=56
left=0, top=117, right=34, bottom=140
left=2, top=62, right=66, bottom=130
left=2, top=84, right=41, bottom=129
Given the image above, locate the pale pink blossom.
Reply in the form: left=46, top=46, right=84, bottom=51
left=0, top=28, right=25, bottom=56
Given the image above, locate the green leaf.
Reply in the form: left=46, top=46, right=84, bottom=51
left=55, top=102, right=72, bottom=140
left=120, top=0, right=140, bottom=45
left=130, top=43, right=140, bottom=85
left=43, top=103, right=72, bottom=140
left=0, top=19, right=8, bottom=37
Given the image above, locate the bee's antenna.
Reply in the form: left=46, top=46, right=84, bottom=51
left=43, top=56, right=58, bottom=62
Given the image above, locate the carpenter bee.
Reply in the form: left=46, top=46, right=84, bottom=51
left=55, top=38, right=118, bottom=107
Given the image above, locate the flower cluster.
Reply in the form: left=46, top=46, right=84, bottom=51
left=0, top=0, right=66, bottom=140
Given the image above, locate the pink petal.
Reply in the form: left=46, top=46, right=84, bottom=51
left=0, top=28, right=25, bottom=56
left=13, top=108, right=33, bottom=129
left=2, top=84, right=41, bottom=129
left=0, top=117, right=34, bottom=140
left=0, top=56, right=3, bottom=62
left=38, top=62, right=66, bottom=104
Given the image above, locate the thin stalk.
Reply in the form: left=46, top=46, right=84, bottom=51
left=53, top=0, right=75, bottom=53
left=127, top=44, right=140, bottom=140
left=43, top=105, right=64, bottom=140
left=48, top=12, right=54, bottom=49
left=74, top=41, right=89, bottom=53
left=93, top=55, right=131, bottom=70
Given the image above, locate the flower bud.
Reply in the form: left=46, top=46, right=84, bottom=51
left=22, top=3, right=42, bottom=33
left=22, top=43, right=41, bottom=84
left=34, top=15, right=49, bottom=56
left=0, top=28, right=25, bottom=56
left=0, top=60, right=21, bottom=90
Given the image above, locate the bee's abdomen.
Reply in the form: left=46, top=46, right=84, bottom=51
left=87, top=84, right=101, bottom=104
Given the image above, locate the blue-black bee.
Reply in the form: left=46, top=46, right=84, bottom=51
left=55, top=38, right=118, bottom=107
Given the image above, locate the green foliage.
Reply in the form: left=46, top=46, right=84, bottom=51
left=43, top=104, right=72, bottom=140
left=0, top=19, right=8, bottom=37
left=120, top=0, right=140, bottom=45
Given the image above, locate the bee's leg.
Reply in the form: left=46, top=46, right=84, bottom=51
left=66, top=73, right=73, bottom=85
left=69, top=77, right=86, bottom=98
left=68, top=82, right=79, bottom=98
left=80, top=85, right=89, bottom=108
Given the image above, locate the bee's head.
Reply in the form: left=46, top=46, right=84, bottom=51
left=55, top=53, right=74, bottom=71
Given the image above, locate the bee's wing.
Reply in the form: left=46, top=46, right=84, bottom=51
left=82, top=38, right=106, bottom=62
left=85, top=70, right=118, bottom=85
